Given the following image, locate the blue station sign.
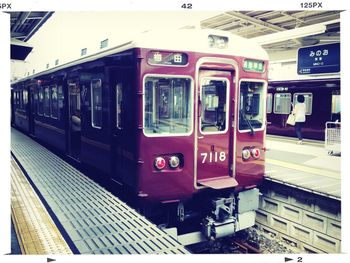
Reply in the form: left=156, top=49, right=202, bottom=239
left=297, top=43, right=340, bottom=75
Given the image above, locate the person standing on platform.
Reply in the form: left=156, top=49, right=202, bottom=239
left=292, top=94, right=306, bottom=144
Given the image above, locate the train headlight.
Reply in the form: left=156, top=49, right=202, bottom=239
left=251, top=148, right=261, bottom=159
left=242, top=149, right=251, bottom=160
left=154, top=157, right=166, bottom=170
left=169, top=156, right=180, bottom=169
left=208, top=35, right=228, bottom=49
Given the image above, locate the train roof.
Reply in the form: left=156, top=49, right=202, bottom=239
left=12, top=28, right=268, bottom=84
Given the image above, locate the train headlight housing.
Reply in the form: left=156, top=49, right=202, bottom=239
left=251, top=148, right=261, bottom=159
left=154, top=157, right=166, bottom=170
left=242, top=149, right=251, bottom=160
left=208, top=35, right=228, bottom=49
left=169, top=156, right=180, bottom=169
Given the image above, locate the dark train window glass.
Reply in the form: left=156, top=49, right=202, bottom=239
left=44, top=86, right=51, bottom=116
left=116, top=83, right=123, bottom=129
left=239, top=81, right=265, bottom=131
left=200, top=78, right=228, bottom=133
left=33, top=90, right=38, bottom=114
left=267, top=93, right=273, bottom=114
left=19, top=90, right=23, bottom=110
left=14, top=91, right=18, bottom=106
left=38, top=86, right=44, bottom=115
left=332, top=94, right=341, bottom=114
left=50, top=85, right=59, bottom=119
left=273, top=93, right=291, bottom=114
left=293, top=93, right=313, bottom=115
left=91, top=79, right=102, bottom=129
left=23, top=89, right=28, bottom=107
left=144, top=76, right=192, bottom=136
left=58, top=85, right=64, bottom=110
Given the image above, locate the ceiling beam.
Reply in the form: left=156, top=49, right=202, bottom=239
left=225, top=11, right=286, bottom=33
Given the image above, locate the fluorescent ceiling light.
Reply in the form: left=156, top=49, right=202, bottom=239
left=252, top=24, right=327, bottom=45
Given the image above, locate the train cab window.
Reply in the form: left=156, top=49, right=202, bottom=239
left=44, top=86, right=51, bottom=117
left=116, top=83, right=123, bottom=129
left=266, top=93, right=273, bottom=114
left=38, top=86, right=44, bottom=115
left=273, top=93, right=291, bottom=114
left=293, top=93, right=313, bottom=115
left=91, top=79, right=103, bottom=129
left=239, top=81, right=265, bottom=131
left=50, top=85, right=59, bottom=119
left=200, top=78, right=228, bottom=133
left=144, top=76, right=192, bottom=136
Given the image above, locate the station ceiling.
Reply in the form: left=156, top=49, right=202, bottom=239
left=201, top=11, right=341, bottom=51
left=10, top=11, right=54, bottom=60
left=9, top=11, right=340, bottom=59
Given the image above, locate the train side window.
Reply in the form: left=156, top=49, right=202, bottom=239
left=50, top=85, right=59, bottom=119
left=14, top=91, right=18, bottom=106
left=332, top=94, right=341, bottom=114
left=116, top=83, right=123, bottom=129
left=273, top=93, right=291, bottom=114
left=19, top=90, right=23, bottom=110
left=38, top=86, right=44, bottom=116
left=144, top=76, right=192, bottom=136
left=43, top=86, right=51, bottom=117
left=23, top=89, right=28, bottom=108
left=293, top=93, right=312, bottom=115
left=91, top=79, right=103, bottom=129
left=266, top=93, right=273, bottom=114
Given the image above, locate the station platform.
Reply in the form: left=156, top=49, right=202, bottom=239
left=11, top=128, right=189, bottom=254
left=265, top=136, right=341, bottom=200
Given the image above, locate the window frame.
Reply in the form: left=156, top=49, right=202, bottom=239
left=273, top=92, right=292, bottom=115
left=238, top=79, right=267, bottom=133
left=116, top=83, right=123, bottom=130
left=266, top=93, right=273, bottom=114
left=293, top=92, right=313, bottom=115
left=37, top=86, right=44, bottom=116
left=50, top=85, right=59, bottom=119
left=43, top=86, right=51, bottom=117
left=142, top=74, right=194, bottom=137
left=199, top=77, right=230, bottom=135
left=90, top=79, right=103, bottom=129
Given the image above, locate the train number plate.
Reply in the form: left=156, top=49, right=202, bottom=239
left=200, top=152, right=226, bottom=163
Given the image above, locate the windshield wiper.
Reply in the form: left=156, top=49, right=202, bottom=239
left=240, top=109, right=255, bottom=135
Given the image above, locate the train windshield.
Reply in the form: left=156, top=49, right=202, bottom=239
left=239, top=81, right=265, bottom=132
left=144, top=76, right=192, bottom=135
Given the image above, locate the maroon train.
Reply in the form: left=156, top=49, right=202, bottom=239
left=11, top=29, right=269, bottom=240
left=267, top=78, right=340, bottom=141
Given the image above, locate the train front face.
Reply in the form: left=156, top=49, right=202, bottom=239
left=135, top=34, right=268, bottom=238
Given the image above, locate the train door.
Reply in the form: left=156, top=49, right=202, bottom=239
left=67, top=82, right=81, bottom=160
left=196, top=69, right=237, bottom=189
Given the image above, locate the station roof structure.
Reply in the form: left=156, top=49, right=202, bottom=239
left=200, top=11, right=340, bottom=51
left=10, top=11, right=54, bottom=60
left=9, top=11, right=340, bottom=60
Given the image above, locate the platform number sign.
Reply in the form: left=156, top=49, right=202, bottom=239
left=297, top=43, right=340, bottom=75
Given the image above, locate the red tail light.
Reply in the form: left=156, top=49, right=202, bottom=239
left=251, top=148, right=261, bottom=159
left=154, top=157, right=166, bottom=170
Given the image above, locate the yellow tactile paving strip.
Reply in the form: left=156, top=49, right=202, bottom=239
left=11, top=158, right=72, bottom=254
